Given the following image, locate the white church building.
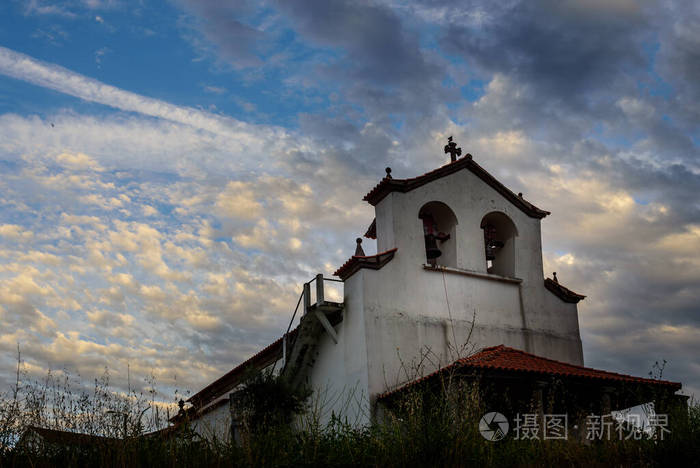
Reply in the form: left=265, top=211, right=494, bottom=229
left=177, top=140, right=683, bottom=440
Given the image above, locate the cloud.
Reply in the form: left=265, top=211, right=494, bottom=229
left=1, top=3, right=699, bottom=405
left=0, top=224, right=33, bottom=240
left=202, top=85, right=226, bottom=94
left=655, top=2, right=700, bottom=125
left=0, top=46, right=275, bottom=138
left=176, top=1, right=268, bottom=67
left=442, top=0, right=650, bottom=101
left=22, top=0, right=120, bottom=18
left=214, top=181, right=263, bottom=220
left=23, top=0, right=78, bottom=18
left=94, top=46, right=110, bottom=65
left=0, top=103, right=372, bottom=399
left=55, top=151, right=104, bottom=171
left=274, top=0, right=436, bottom=85
left=178, top=0, right=452, bottom=120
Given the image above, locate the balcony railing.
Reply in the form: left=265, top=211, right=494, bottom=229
left=285, top=274, right=344, bottom=336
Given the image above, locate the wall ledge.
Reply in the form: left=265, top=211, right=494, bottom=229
left=423, top=264, right=523, bottom=285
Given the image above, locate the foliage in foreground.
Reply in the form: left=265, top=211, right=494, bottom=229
left=1, top=359, right=699, bottom=467
left=231, top=369, right=312, bottom=435
left=3, top=401, right=699, bottom=468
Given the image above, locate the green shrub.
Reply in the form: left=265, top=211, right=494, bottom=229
left=1, top=354, right=698, bottom=467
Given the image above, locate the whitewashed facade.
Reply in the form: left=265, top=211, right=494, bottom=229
left=184, top=152, right=586, bottom=434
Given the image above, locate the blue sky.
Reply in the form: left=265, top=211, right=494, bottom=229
left=0, top=0, right=699, bottom=408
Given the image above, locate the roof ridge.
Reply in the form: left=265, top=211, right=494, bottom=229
left=464, top=344, right=681, bottom=385
left=362, top=157, right=549, bottom=219
left=544, top=277, right=586, bottom=303
left=397, top=159, right=457, bottom=183
left=379, top=344, right=682, bottom=400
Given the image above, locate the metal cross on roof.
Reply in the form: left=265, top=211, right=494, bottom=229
left=444, top=136, right=462, bottom=162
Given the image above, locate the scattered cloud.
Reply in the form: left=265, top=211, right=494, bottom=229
left=202, top=85, right=226, bottom=94
left=1, top=1, right=699, bottom=401
left=0, top=46, right=272, bottom=138
left=23, top=0, right=78, bottom=18
left=94, top=46, right=110, bottom=66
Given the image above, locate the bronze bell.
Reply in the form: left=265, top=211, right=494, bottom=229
left=485, top=242, right=496, bottom=261
left=485, top=240, right=504, bottom=260
left=425, top=234, right=442, bottom=260
left=483, top=224, right=503, bottom=260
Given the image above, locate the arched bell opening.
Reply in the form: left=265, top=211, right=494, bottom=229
left=418, top=201, right=458, bottom=268
left=480, top=212, right=518, bottom=277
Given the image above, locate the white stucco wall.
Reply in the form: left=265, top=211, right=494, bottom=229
left=188, top=362, right=283, bottom=442
left=190, top=163, right=585, bottom=434
left=362, top=167, right=583, bottom=400
left=306, top=273, right=371, bottom=427
left=530, top=287, right=584, bottom=365
left=190, top=399, right=231, bottom=442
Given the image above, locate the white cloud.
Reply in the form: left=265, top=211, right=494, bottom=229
left=1, top=22, right=698, bottom=406
left=203, top=85, right=226, bottom=94
left=214, top=181, right=264, bottom=220
left=56, top=151, right=104, bottom=171
left=0, top=46, right=287, bottom=140
left=23, top=0, right=77, bottom=17
left=616, top=97, right=655, bottom=120
left=0, top=224, right=33, bottom=240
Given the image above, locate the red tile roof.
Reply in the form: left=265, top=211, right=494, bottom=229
left=333, top=248, right=397, bottom=280
left=363, top=156, right=550, bottom=219
left=21, top=426, right=119, bottom=447
left=378, top=345, right=681, bottom=400
left=544, top=277, right=586, bottom=303
left=187, top=327, right=299, bottom=409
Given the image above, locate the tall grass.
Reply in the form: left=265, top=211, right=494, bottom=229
left=1, top=351, right=698, bottom=467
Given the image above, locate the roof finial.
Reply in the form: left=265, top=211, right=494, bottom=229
left=444, top=136, right=462, bottom=163
left=385, top=167, right=392, bottom=179
left=553, top=272, right=558, bottom=283
left=354, top=237, right=365, bottom=256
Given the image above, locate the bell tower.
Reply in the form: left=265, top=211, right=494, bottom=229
left=337, top=138, right=585, bottom=397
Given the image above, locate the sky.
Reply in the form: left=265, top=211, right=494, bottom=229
left=0, top=0, right=699, bottom=406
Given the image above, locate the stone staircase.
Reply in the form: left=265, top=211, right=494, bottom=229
left=281, top=274, right=343, bottom=390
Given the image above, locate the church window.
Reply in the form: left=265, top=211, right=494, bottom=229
left=418, top=202, right=458, bottom=268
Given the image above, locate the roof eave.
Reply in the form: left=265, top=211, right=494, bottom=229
left=377, top=345, right=682, bottom=400
left=362, top=158, right=549, bottom=219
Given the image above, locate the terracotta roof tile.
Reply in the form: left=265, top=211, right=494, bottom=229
left=363, top=157, right=549, bottom=219
left=187, top=327, right=299, bottom=409
left=22, top=426, right=118, bottom=446
left=544, top=278, right=586, bottom=303
left=333, top=248, right=397, bottom=280
left=378, top=345, right=681, bottom=400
